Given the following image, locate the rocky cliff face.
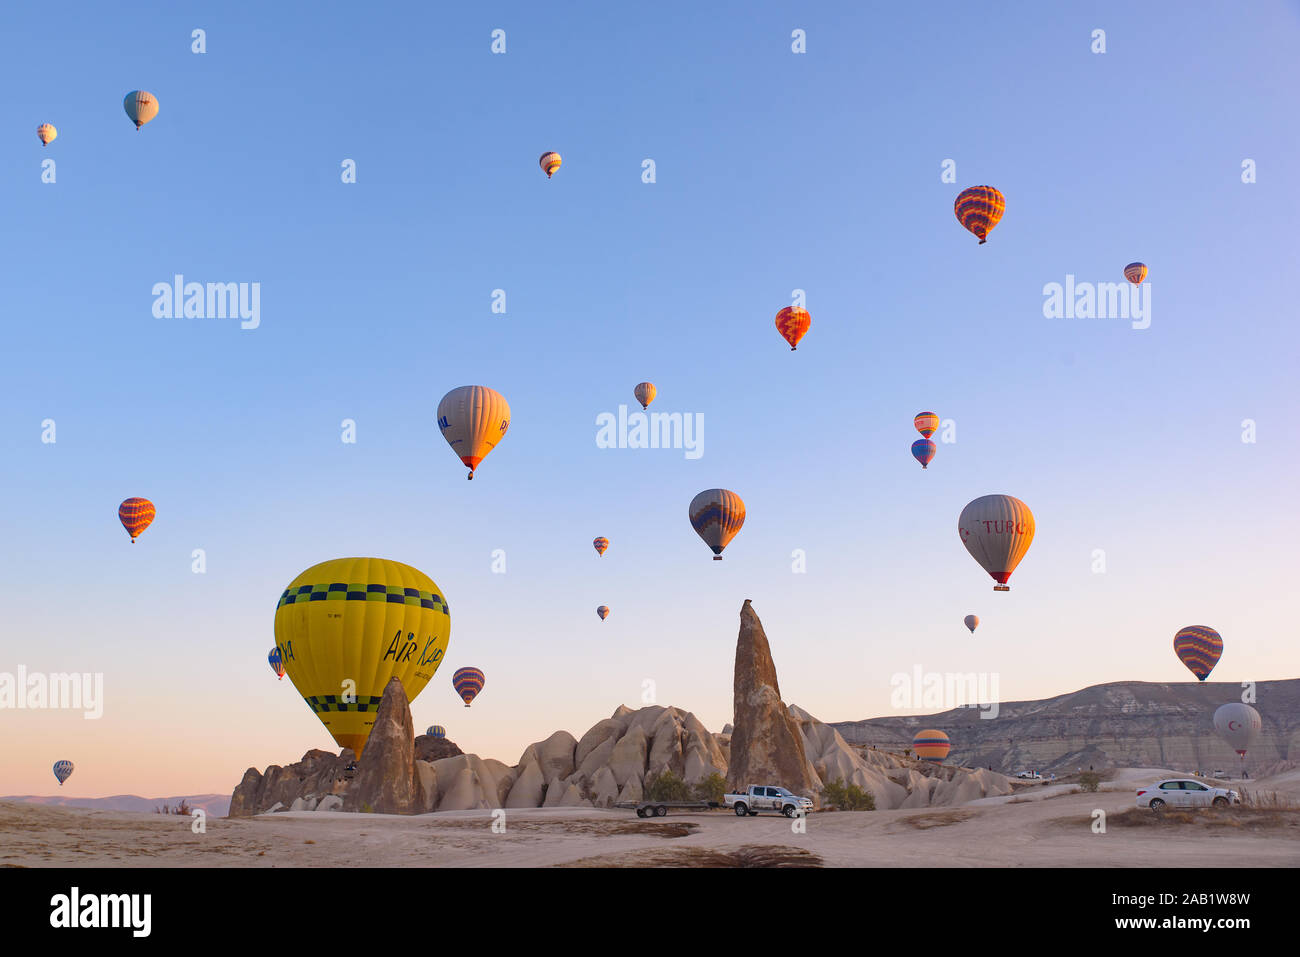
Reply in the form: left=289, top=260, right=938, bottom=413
left=831, top=679, right=1299, bottom=775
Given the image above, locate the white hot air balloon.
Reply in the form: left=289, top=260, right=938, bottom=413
left=958, top=495, right=1035, bottom=591
left=437, top=386, right=511, bottom=480
left=1213, top=702, right=1261, bottom=758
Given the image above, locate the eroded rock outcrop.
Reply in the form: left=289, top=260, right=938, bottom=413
left=343, top=678, right=423, bottom=814
left=726, top=600, right=819, bottom=800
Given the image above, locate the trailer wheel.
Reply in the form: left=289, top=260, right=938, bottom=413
left=734, top=803, right=748, bottom=817
left=655, top=805, right=667, bottom=817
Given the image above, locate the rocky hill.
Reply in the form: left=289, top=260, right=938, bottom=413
left=831, top=679, right=1299, bottom=775
left=229, top=601, right=1014, bottom=816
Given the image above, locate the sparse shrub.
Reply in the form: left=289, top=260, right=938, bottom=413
left=1079, top=771, right=1101, bottom=793
left=644, top=770, right=692, bottom=803
left=821, top=779, right=875, bottom=811
left=361, top=802, right=374, bottom=813
left=693, top=772, right=727, bottom=804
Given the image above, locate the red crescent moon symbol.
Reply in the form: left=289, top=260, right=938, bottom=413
left=1228, top=721, right=1240, bottom=731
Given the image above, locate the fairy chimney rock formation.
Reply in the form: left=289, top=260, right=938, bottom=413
left=342, top=677, right=423, bottom=814
left=728, top=600, right=819, bottom=798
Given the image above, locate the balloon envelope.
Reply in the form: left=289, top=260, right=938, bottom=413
left=958, top=495, right=1035, bottom=591
left=1213, top=703, right=1260, bottom=756
left=964, top=615, right=979, bottom=633
left=689, top=489, right=745, bottom=559
left=596, top=605, right=610, bottom=620
left=273, top=558, right=451, bottom=758
left=914, top=412, right=940, bottom=438
left=452, top=667, right=485, bottom=707
left=1124, top=262, right=1148, bottom=286
left=268, top=647, right=285, bottom=679
left=774, top=306, right=811, bottom=350
left=437, top=385, right=510, bottom=479
left=593, top=537, right=609, bottom=556
left=539, top=151, right=561, bottom=178
left=633, top=382, right=656, bottom=410
left=123, top=91, right=159, bottom=128
left=37, top=123, right=57, bottom=145
left=118, top=497, right=155, bottom=542
left=954, top=186, right=1005, bottom=243
left=426, top=725, right=446, bottom=739
left=1173, top=626, right=1223, bottom=681
left=911, top=439, right=936, bottom=469
left=53, top=760, right=74, bottom=786
left=912, top=730, right=950, bottom=764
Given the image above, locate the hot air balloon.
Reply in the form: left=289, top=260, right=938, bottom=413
left=634, top=382, right=656, bottom=410
left=426, top=725, right=446, bottom=739
left=1123, top=262, right=1148, bottom=286
left=964, top=615, right=979, bottom=634
left=268, top=648, right=285, bottom=680
left=123, top=91, right=159, bottom=129
left=596, top=605, right=610, bottom=621
left=912, top=730, right=950, bottom=764
left=437, top=385, right=510, bottom=480
left=1213, top=703, right=1260, bottom=758
left=774, top=306, right=811, bottom=351
left=118, top=497, right=156, bottom=543
left=53, top=760, right=74, bottom=786
left=453, top=667, right=485, bottom=707
left=273, top=558, right=451, bottom=759
left=37, top=124, right=57, bottom=146
left=1173, top=626, right=1223, bottom=681
left=914, top=412, right=940, bottom=438
left=689, top=489, right=745, bottom=560
left=958, top=495, right=1035, bottom=591
left=539, top=151, right=561, bottom=178
left=911, top=439, right=936, bottom=469
left=954, top=185, right=1005, bottom=244
left=593, top=537, right=609, bottom=557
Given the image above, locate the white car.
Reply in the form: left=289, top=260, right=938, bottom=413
left=1015, top=770, right=1041, bottom=779
left=1136, top=779, right=1240, bottom=810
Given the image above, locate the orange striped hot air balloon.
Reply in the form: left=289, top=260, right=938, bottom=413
left=1173, top=626, right=1223, bottom=681
left=592, top=537, right=609, bottom=557
left=118, top=497, right=156, bottom=542
left=954, top=186, right=1005, bottom=244
left=123, top=91, right=159, bottom=129
left=1124, top=262, right=1148, bottom=286
left=37, top=124, right=57, bottom=146
left=689, top=489, right=745, bottom=560
left=774, top=306, right=811, bottom=351
left=914, top=412, right=940, bottom=438
left=912, top=729, right=950, bottom=764
left=539, top=151, right=561, bottom=178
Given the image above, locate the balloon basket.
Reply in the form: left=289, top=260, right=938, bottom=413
left=994, top=585, right=1009, bottom=591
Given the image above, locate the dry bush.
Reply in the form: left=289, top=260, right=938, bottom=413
left=558, top=843, right=823, bottom=868
left=903, top=810, right=974, bottom=829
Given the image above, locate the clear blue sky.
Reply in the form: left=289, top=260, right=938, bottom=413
left=3, top=1, right=1298, bottom=796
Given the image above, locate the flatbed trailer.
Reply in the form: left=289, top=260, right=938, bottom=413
left=615, top=800, right=721, bottom=817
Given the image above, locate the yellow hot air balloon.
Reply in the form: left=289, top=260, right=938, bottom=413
left=273, top=557, right=451, bottom=760
left=633, top=382, right=656, bottom=410
left=124, top=91, right=159, bottom=129
left=37, top=124, right=57, bottom=146
left=958, top=495, right=1035, bottom=591
left=539, top=151, right=562, bottom=178
left=437, top=385, right=511, bottom=480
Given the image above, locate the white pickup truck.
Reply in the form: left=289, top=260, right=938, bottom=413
left=724, top=784, right=814, bottom=818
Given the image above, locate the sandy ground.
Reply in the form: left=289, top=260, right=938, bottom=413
left=4, top=769, right=1296, bottom=868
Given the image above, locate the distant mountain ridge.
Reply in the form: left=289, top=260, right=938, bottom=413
left=830, top=679, right=1298, bottom=774
left=2, top=793, right=230, bottom=817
